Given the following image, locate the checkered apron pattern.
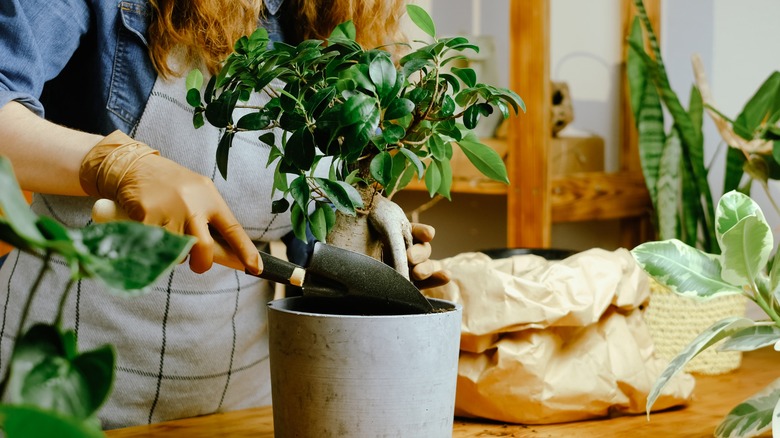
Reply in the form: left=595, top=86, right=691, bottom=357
left=0, top=70, right=291, bottom=429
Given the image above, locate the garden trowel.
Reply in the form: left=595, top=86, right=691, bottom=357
left=91, top=199, right=433, bottom=313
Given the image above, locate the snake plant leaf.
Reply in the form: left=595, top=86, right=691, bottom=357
left=646, top=317, right=756, bottom=416
left=635, top=75, right=665, bottom=207
left=724, top=146, right=747, bottom=194
left=655, top=128, right=681, bottom=240
left=0, top=404, right=105, bottom=438
left=733, top=71, right=780, bottom=139
left=626, top=17, right=647, bottom=121
left=714, top=377, right=780, bottom=438
left=719, top=325, right=780, bottom=352
left=406, top=4, right=436, bottom=39
left=719, top=215, right=772, bottom=286
left=631, top=239, right=742, bottom=298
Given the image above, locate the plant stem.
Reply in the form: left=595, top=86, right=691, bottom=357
left=55, top=279, right=76, bottom=328
left=752, top=283, right=780, bottom=326
left=0, top=252, right=50, bottom=399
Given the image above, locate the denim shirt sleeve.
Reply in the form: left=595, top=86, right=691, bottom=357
left=0, top=0, right=91, bottom=116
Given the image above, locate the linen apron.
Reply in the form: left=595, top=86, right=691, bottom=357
left=0, top=68, right=291, bottom=429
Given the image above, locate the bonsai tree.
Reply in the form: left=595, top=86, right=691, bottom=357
left=0, top=156, right=195, bottom=437
left=186, top=5, right=524, bottom=276
left=633, top=190, right=780, bottom=438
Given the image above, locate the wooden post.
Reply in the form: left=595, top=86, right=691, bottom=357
left=507, top=0, right=551, bottom=248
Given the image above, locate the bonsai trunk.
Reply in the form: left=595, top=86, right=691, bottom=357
left=326, top=184, right=412, bottom=280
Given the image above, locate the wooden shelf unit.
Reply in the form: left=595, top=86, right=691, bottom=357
left=406, top=0, right=659, bottom=250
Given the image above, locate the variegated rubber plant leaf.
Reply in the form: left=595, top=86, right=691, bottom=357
left=631, top=239, right=742, bottom=298
left=646, top=317, right=756, bottom=416
left=715, top=191, right=772, bottom=286
left=714, top=377, right=780, bottom=438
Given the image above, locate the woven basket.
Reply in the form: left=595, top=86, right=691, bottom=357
left=644, top=279, right=747, bottom=375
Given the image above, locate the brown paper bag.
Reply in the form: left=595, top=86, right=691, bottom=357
left=424, top=248, right=694, bottom=424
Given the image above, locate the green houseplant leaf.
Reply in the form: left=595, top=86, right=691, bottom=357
left=406, top=4, right=436, bottom=38
left=646, top=317, right=756, bottom=416
left=714, top=378, right=780, bottom=438
left=631, top=239, right=742, bottom=298
left=715, top=191, right=772, bottom=286
left=0, top=404, right=105, bottom=438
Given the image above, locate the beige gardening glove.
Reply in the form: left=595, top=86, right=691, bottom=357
left=79, top=130, right=261, bottom=275
left=407, top=223, right=450, bottom=290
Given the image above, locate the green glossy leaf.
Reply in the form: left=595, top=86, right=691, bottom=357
left=329, top=20, right=356, bottom=41
left=647, top=317, right=756, bottom=415
left=7, top=324, right=115, bottom=421
left=406, top=4, right=436, bottom=38
left=714, top=377, right=780, bottom=438
left=186, top=88, right=201, bottom=108
left=290, top=175, right=310, bottom=211
left=451, top=67, right=477, bottom=88
left=399, top=147, right=424, bottom=177
left=382, top=123, right=405, bottom=144
left=384, top=98, right=415, bottom=120
left=216, top=132, right=234, bottom=180
left=463, top=105, right=480, bottom=129
left=76, top=221, right=195, bottom=293
left=370, top=151, right=393, bottom=187
left=0, top=405, right=105, bottom=438
left=315, top=178, right=358, bottom=215
left=424, top=159, right=441, bottom=197
left=719, top=325, right=780, bottom=352
left=271, top=198, right=290, bottom=214
left=284, top=128, right=316, bottom=171
left=258, top=132, right=275, bottom=147
left=631, top=239, right=742, bottom=298
left=340, top=94, right=377, bottom=126
left=0, top=157, right=45, bottom=246
left=236, top=112, right=271, bottom=130
left=456, top=133, right=509, bottom=184
left=436, top=158, right=452, bottom=200
left=192, top=111, right=204, bottom=129
left=368, top=55, right=397, bottom=100
left=428, top=135, right=447, bottom=161
left=185, top=69, right=203, bottom=92
left=309, top=205, right=328, bottom=242
left=290, top=202, right=307, bottom=243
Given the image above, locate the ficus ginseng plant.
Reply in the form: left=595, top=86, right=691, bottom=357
left=0, top=156, right=195, bottom=437
left=633, top=190, right=780, bottom=438
left=185, top=5, right=524, bottom=273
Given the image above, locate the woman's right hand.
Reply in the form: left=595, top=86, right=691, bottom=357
left=79, top=130, right=261, bottom=275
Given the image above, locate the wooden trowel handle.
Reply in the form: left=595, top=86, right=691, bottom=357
left=91, top=199, right=305, bottom=287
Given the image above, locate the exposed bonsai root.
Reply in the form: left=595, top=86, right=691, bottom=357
left=368, top=195, right=412, bottom=280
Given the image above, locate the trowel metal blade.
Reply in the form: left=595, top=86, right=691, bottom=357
left=301, top=242, right=434, bottom=313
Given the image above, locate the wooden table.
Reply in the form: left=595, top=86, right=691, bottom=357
left=107, top=348, right=778, bottom=437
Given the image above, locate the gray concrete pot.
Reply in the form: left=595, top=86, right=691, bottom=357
left=268, top=297, right=462, bottom=438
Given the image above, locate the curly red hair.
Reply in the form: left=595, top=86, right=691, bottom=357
left=148, top=0, right=406, bottom=77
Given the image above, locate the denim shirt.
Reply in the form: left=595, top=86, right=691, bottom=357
left=0, top=0, right=287, bottom=136
left=0, top=0, right=316, bottom=264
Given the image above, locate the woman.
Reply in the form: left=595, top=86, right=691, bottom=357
left=0, top=0, right=443, bottom=429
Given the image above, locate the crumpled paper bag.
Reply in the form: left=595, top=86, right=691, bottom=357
left=423, top=248, right=695, bottom=424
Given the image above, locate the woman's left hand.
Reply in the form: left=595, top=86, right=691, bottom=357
left=407, top=223, right=450, bottom=290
